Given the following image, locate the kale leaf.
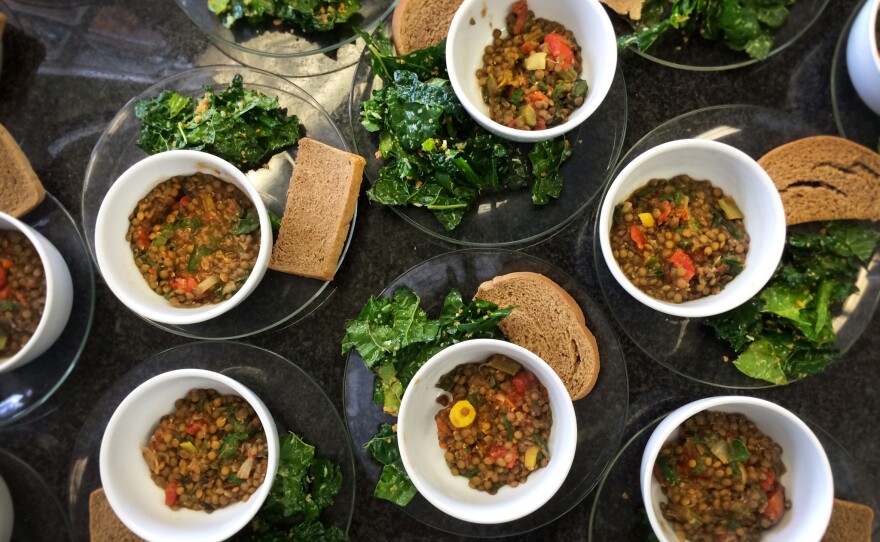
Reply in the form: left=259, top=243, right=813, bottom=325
left=233, top=431, right=345, bottom=541
left=135, top=74, right=300, bottom=170
left=707, top=221, right=879, bottom=384
left=342, top=286, right=513, bottom=505
left=617, top=0, right=796, bottom=60
left=359, top=28, right=573, bottom=230
left=208, top=0, right=361, bottom=33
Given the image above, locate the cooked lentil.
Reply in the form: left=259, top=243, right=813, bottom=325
left=141, top=388, right=268, bottom=512
left=654, top=411, right=790, bottom=542
left=0, top=230, right=46, bottom=357
left=476, top=0, right=588, bottom=131
left=610, top=175, right=749, bottom=303
left=126, top=173, right=260, bottom=307
left=434, top=354, right=552, bottom=494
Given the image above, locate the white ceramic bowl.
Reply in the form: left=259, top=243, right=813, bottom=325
left=598, top=139, right=786, bottom=318
left=640, top=396, right=834, bottom=542
left=847, top=0, right=880, bottom=115
left=397, top=338, right=577, bottom=524
left=0, top=212, right=73, bottom=374
left=94, top=150, right=272, bottom=325
left=100, top=369, right=280, bottom=542
left=446, top=0, right=617, bottom=143
left=0, top=474, right=12, bottom=542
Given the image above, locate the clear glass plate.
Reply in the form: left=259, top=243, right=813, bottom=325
left=67, top=341, right=356, bottom=542
left=342, top=249, right=629, bottom=536
left=0, top=447, right=72, bottom=541
left=348, top=24, right=628, bottom=247
left=579, top=105, right=880, bottom=389
left=81, top=65, right=355, bottom=340
left=0, top=193, right=95, bottom=429
left=831, top=0, right=880, bottom=149
left=174, top=0, right=396, bottom=76
left=588, top=414, right=880, bottom=541
left=610, top=0, right=831, bottom=71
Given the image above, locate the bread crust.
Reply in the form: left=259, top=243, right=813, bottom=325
left=476, top=272, right=600, bottom=400
left=821, top=498, right=875, bottom=542
left=0, top=123, right=46, bottom=218
left=758, top=135, right=880, bottom=225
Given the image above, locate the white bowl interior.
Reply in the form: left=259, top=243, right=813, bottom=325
left=0, top=213, right=73, bottom=374
left=446, top=0, right=617, bottom=142
left=846, top=0, right=880, bottom=115
left=100, top=369, right=279, bottom=542
left=397, top=339, right=577, bottom=524
left=640, top=397, right=834, bottom=542
left=0, top=474, right=12, bottom=542
left=94, top=150, right=272, bottom=325
left=598, top=139, right=786, bottom=318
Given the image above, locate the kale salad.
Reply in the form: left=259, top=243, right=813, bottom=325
left=616, top=0, right=802, bottom=61
left=341, top=287, right=512, bottom=505
left=358, top=28, right=574, bottom=231
left=707, top=221, right=880, bottom=385
left=208, top=0, right=361, bottom=33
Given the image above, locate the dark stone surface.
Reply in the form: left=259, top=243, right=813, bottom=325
left=0, top=0, right=877, bottom=540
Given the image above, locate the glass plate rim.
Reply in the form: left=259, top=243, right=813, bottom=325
left=347, top=25, right=629, bottom=248
left=621, top=0, right=832, bottom=71
left=0, top=446, right=73, bottom=538
left=80, top=64, right=355, bottom=340
left=0, top=192, right=97, bottom=428
left=341, top=247, right=630, bottom=536
left=66, top=340, right=357, bottom=538
left=172, top=0, right=397, bottom=58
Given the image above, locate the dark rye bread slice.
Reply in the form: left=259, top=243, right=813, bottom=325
left=391, top=0, right=463, bottom=55
left=0, top=122, right=45, bottom=218
left=821, top=499, right=875, bottom=542
left=89, top=488, right=145, bottom=542
left=475, top=272, right=600, bottom=400
left=268, top=137, right=365, bottom=281
left=758, top=136, right=880, bottom=225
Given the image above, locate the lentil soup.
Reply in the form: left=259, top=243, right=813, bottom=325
left=0, top=230, right=46, bottom=358
left=434, top=354, right=552, bottom=494
left=141, top=388, right=269, bottom=512
left=476, top=0, right=588, bottom=131
left=654, top=411, right=789, bottom=542
left=610, top=175, right=749, bottom=304
left=127, top=173, right=260, bottom=308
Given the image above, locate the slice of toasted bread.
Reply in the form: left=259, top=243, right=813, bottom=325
left=475, top=272, right=600, bottom=400
left=758, top=135, right=880, bottom=226
left=821, top=498, right=875, bottom=542
left=600, top=0, right=645, bottom=21
left=0, top=123, right=45, bottom=218
left=391, top=0, right=463, bottom=55
left=89, top=488, right=145, bottom=542
left=268, top=137, right=364, bottom=281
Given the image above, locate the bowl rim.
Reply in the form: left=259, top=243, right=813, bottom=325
left=0, top=211, right=71, bottom=373
left=639, top=396, right=834, bottom=542
left=445, top=0, right=618, bottom=143
left=99, top=368, right=280, bottom=542
left=396, top=338, right=577, bottom=524
left=597, top=138, right=786, bottom=318
left=94, top=150, right=272, bottom=325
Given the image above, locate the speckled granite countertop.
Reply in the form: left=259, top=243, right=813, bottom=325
left=0, top=0, right=877, bottom=540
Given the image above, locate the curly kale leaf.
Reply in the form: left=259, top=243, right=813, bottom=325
left=135, top=74, right=300, bottom=170
left=209, top=0, right=361, bottom=33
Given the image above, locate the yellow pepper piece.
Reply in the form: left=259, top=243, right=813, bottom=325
left=449, top=400, right=476, bottom=428
left=638, top=213, right=655, bottom=227
left=524, top=445, right=540, bottom=470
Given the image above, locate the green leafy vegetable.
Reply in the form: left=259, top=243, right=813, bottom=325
left=135, top=74, right=300, bottom=170
left=342, top=286, right=513, bottom=505
left=358, top=28, right=573, bottom=231
left=233, top=432, right=345, bottom=541
left=208, top=0, right=361, bottom=33
left=236, top=209, right=261, bottom=235
left=0, top=301, right=20, bottom=313
left=708, top=221, right=880, bottom=384
left=617, top=0, right=796, bottom=61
